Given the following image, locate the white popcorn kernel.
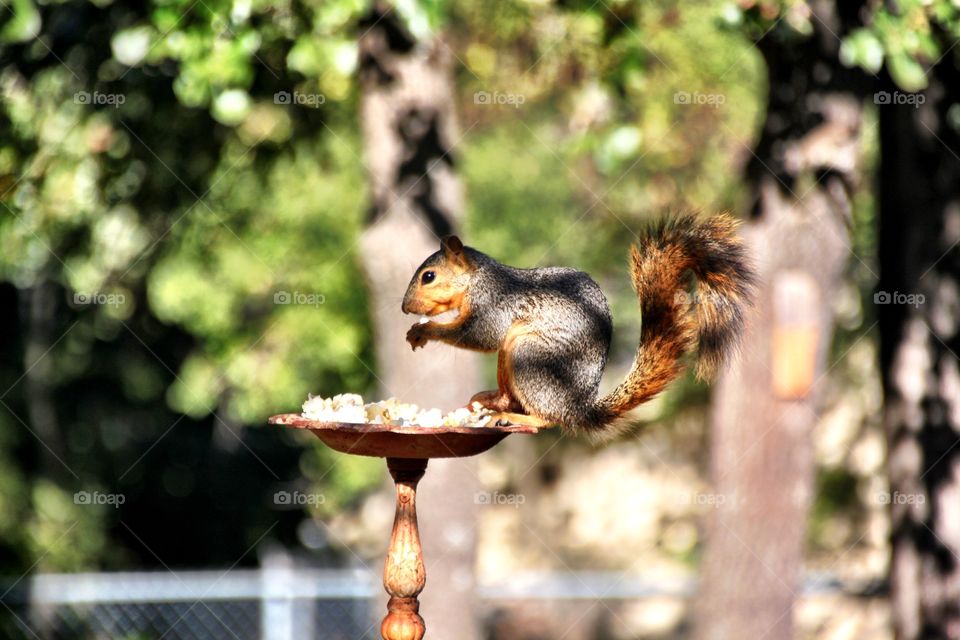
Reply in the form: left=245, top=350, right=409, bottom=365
left=417, top=409, right=444, bottom=428
left=302, top=393, right=497, bottom=428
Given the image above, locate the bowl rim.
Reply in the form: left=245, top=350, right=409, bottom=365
left=267, top=413, right=543, bottom=435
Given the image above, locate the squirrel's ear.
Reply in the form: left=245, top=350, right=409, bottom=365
left=441, top=235, right=464, bottom=258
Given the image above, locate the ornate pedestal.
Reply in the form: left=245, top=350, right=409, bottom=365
left=269, top=414, right=541, bottom=639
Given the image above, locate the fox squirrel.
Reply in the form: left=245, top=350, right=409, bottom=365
left=401, top=214, right=755, bottom=439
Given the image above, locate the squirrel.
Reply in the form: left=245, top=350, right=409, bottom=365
left=401, top=214, right=756, bottom=440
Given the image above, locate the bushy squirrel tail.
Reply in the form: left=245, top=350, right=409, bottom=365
left=588, top=214, right=755, bottom=439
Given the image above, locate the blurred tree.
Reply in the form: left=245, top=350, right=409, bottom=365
left=695, top=1, right=960, bottom=638
left=842, top=2, right=960, bottom=637
left=693, top=3, right=869, bottom=638
left=356, top=3, right=482, bottom=638
left=878, top=57, right=960, bottom=640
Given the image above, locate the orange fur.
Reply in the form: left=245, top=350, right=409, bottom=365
left=499, top=321, right=535, bottom=409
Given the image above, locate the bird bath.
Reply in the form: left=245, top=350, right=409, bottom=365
left=268, top=413, right=543, bottom=640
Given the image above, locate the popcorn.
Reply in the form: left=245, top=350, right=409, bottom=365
left=443, top=406, right=491, bottom=428
left=301, top=393, right=494, bottom=427
left=302, top=393, right=366, bottom=424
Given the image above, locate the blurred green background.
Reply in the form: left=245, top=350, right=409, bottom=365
left=1, top=1, right=959, bottom=638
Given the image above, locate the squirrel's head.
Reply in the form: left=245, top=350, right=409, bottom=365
left=402, top=235, right=473, bottom=318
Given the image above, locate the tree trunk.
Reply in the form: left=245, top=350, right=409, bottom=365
left=693, top=4, right=866, bottom=638
left=357, top=6, right=482, bottom=639
left=879, top=60, right=960, bottom=640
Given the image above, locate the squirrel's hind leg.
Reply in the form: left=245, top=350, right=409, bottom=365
left=468, top=341, right=526, bottom=412
left=473, top=340, right=556, bottom=427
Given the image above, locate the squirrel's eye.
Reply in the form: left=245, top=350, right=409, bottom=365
left=421, top=270, right=436, bottom=284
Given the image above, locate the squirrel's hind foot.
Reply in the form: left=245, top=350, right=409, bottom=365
left=469, top=390, right=524, bottom=413
left=487, top=412, right=554, bottom=428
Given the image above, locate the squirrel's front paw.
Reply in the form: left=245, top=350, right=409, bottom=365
left=406, top=323, right=429, bottom=350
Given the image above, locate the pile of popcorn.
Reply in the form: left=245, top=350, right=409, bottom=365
left=302, top=393, right=494, bottom=428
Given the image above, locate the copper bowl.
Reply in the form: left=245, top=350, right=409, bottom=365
left=268, top=413, right=542, bottom=459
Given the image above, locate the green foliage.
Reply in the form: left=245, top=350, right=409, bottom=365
left=27, top=481, right=115, bottom=571
left=300, top=442, right=382, bottom=517
left=150, top=131, right=372, bottom=423
left=0, top=0, right=382, bottom=571
left=456, top=1, right=763, bottom=221
left=851, top=2, right=955, bottom=91
left=736, top=0, right=960, bottom=92
left=463, top=120, right=582, bottom=266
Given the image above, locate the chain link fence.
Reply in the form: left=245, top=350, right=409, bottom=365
left=0, top=568, right=880, bottom=639
left=0, top=568, right=375, bottom=640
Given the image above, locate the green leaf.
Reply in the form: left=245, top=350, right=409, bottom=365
left=840, top=29, right=885, bottom=74
left=212, top=89, right=251, bottom=126
left=888, top=53, right=929, bottom=92
left=112, top=26, right=153, bottom=67
left=0, top=0, right=40, bottom=44
left=288, top=38, right=324, bottom=76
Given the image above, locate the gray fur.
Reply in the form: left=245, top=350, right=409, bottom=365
left=418, top=247, right=613, bottom=426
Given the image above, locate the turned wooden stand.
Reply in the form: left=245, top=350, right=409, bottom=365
left=268, top=413, right=542, bottom=640
left=381, top=457, right=427, bottom=640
